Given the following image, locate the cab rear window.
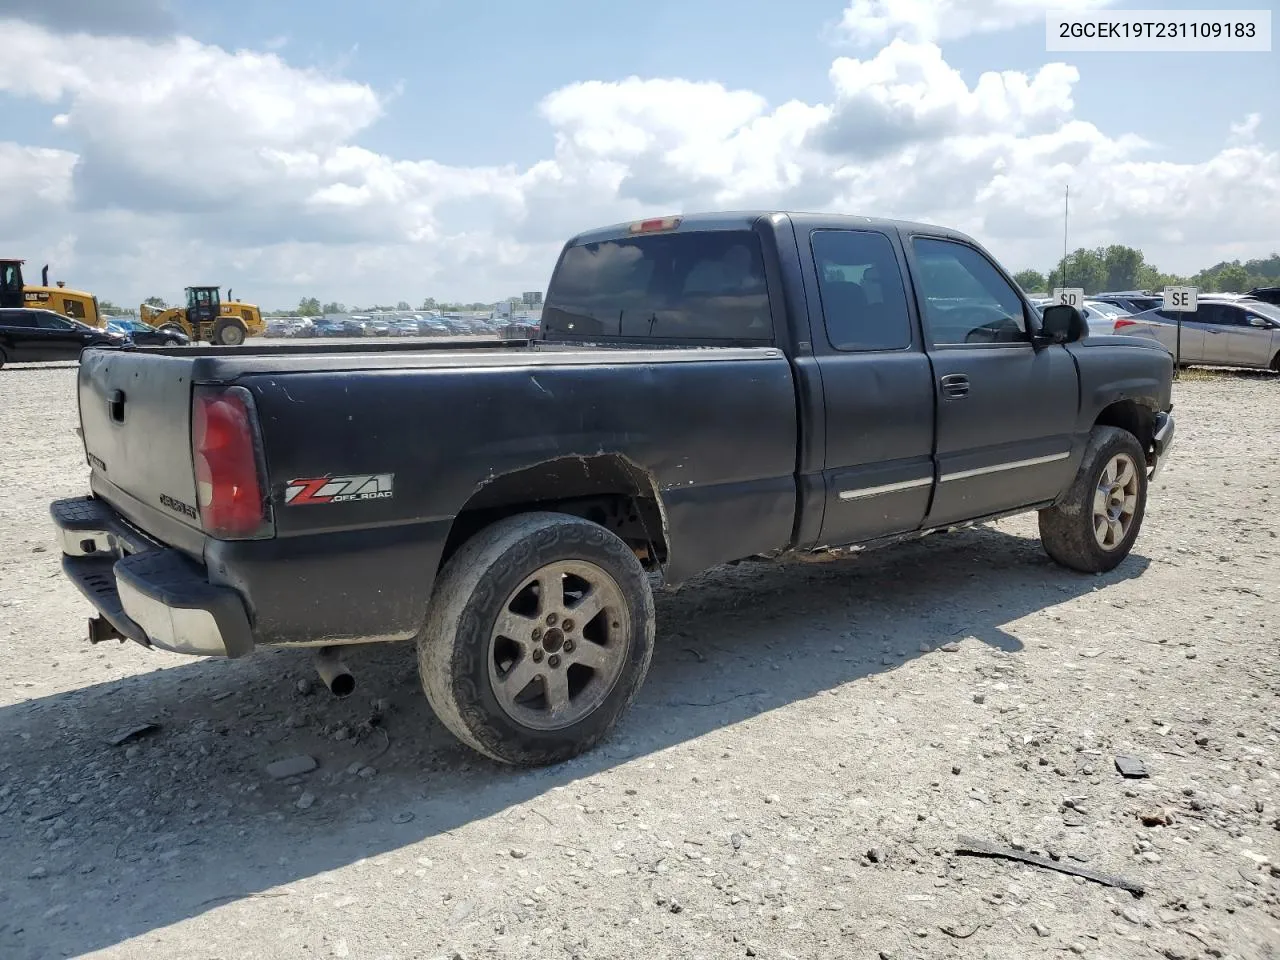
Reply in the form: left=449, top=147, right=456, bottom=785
left=543, top=230, right=772, bottom=343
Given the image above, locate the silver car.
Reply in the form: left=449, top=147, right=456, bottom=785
left=1120, top=298, right=1280, bottom=371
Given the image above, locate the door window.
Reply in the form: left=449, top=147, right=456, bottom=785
left=911, top=237, right=1028, bottom=345
left=811, top=230, right=912, bottom=351
left=34, top=312, right=74, bottom=330
left=0, top=311, right=38, bottom=328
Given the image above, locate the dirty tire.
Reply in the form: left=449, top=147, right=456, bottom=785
left=212, top=320, right=246, bottom=346
left=1039, top=425, right=1148, bottom=573
left=418, top=511, right=655, bottom=766
left=1271, top=350, right=1280, bottom=373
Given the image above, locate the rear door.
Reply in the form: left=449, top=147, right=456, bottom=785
left=1196, top=303, right=1234, bottom=364
left=805, top=228, right=935, bottom=546
left=0, top=310, right=41, bottom=361
left=905, top=235, right=1079, bottom=527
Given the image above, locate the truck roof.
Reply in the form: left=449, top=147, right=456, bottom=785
left=568, top=211, right=974, bottom=246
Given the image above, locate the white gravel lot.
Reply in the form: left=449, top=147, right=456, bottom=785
left=0, top=362, right=1277, bottom=960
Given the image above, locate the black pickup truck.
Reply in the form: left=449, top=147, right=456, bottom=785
left=52, top=212, right=1175, bottom=765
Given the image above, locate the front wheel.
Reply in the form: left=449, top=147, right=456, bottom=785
left=418, top=512, right=655, bottom=766
left=212, top=320, right=246, bottom=346
left=1039, top=426, right=1148, bottom=573
left=0, top=347, right=7, bottom=369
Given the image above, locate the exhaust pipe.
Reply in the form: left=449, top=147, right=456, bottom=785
left=314, top=647, right=355, bottom=697
left=42, top=264, right=49, bottom=286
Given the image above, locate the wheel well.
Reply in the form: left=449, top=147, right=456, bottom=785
left=439, top=455, right=668, bottom=573
left=1094, top=400, right=1155, bottom=451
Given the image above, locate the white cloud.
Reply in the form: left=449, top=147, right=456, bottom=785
left=838, top=0, right=1117, bottom=45
left=0, top=9, right=1276, bottom=308
left=1229, top=113, right=1262, bottom=145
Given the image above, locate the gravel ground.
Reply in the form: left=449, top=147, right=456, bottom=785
left=1, top=362, right=1277, bottom=960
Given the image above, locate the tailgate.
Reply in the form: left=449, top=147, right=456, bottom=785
left=78, top=349, right=205, bottom=550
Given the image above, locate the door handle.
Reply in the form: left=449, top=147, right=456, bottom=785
left=940, top=373, right=969, bottom=399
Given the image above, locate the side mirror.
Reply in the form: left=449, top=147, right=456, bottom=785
left=1038, top=304, right=1087, bottom=345
left=1247, top=316, right=1270, bottom=328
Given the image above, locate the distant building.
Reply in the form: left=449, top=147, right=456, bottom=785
left=522, top=291, right=543, bottom=306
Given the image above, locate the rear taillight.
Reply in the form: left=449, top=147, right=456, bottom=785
left=1114, top=318, right=1137, bottom=329
left=192, top=386, right=267, bottom=538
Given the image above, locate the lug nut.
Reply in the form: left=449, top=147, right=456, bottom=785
left=548, top=654, right=561, bottom=668
left=546, top=613, right=558, bottom=626
left=562, top=618, right=574, bottom=632
left=563, top=639, right=575, bottom=653
left=532, top=648, right=544, bottom=663
left=532, top=627, right=542, bottom=641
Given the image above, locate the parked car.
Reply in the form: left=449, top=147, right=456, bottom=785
left=1120, top=296, right=1280, bottom=370
left=1091, top=291, right=1164, bottom=316
left=52, top=211, right=1174, bottom=767
left=1, top=307, right=129, bottom=367
left=107, top=318, right=191, bottom=346
left=314, top=320, right=346, bottom=337
left=368, top=319, right=393, bottom=336
left=417, top=318, right=450, bottom=336
left=341, top=318, right=368, bottom=337
left=1246, top=286, right=1280, bottom=307
left=392, top=320, right=420, bottom=337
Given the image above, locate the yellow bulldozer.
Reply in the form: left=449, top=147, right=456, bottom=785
left=140, top=286, right=265, bottom=346
left=1, top=259, right=104, bottom=326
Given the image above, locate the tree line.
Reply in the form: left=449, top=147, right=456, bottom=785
left=1013, top=247, right=1280, bottom=296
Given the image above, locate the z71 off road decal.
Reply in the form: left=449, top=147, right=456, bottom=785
left=285, top=474, right=394, bottom=505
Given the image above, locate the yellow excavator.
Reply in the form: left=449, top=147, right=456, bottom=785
left=140, top=286, right=265, bottom=345
left=1, top=259, right=104, bottom=326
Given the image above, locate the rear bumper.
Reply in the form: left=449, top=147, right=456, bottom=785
left=51, top=496, right=253, bottom=658
left=1149, top=411, right=1175, bottom=480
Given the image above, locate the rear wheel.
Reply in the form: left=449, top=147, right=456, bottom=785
left=1271, top=350, right=1280, bottom=373
left=0, top=347, right=7, bottom=369
left=212, top=320, right=246, bottom=346
left=418, top=512, right=655, bottom=766
left=1039, top=426, right=1148, bottom=573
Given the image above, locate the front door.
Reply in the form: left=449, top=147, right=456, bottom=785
left=1226, top=305, right=1279, bottom=368
left=34, top=312, right=89, bottom=360
left=809, top=228, right=935, bottom=547
left=905, top=235, right=1079, bottom=528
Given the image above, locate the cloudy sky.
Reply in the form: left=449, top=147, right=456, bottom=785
left=1, top=0, right=1276, bottom=308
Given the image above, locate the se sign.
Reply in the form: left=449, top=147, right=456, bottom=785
left=1163, top=286, right=1198, bottom=312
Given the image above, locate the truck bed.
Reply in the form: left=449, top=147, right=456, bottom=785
left=75, top=340, right=799, bottom=646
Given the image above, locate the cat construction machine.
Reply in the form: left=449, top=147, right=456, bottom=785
left=140, top=286, right=265, bottom=345
left=1, top=259, right=104, bottom=326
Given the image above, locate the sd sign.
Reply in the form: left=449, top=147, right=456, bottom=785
left=1052, top=287, right=1084, bottom=308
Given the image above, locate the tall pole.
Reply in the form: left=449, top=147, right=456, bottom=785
left=1062, top=184, right=1070, bottom=289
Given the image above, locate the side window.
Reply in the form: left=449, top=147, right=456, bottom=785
left=910, top=237, right=1028, bottom=346
left=1220, top=306, right=1248, bottom=327
left=1193, top=304, right=1226, bottom=325
left=0, top=311, right=36, bottom=328
left=811, top=230, right=912, bottom=351
left=62, top=298, right=86, bottom=320
left=35, top=313, right=73, bottom=330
